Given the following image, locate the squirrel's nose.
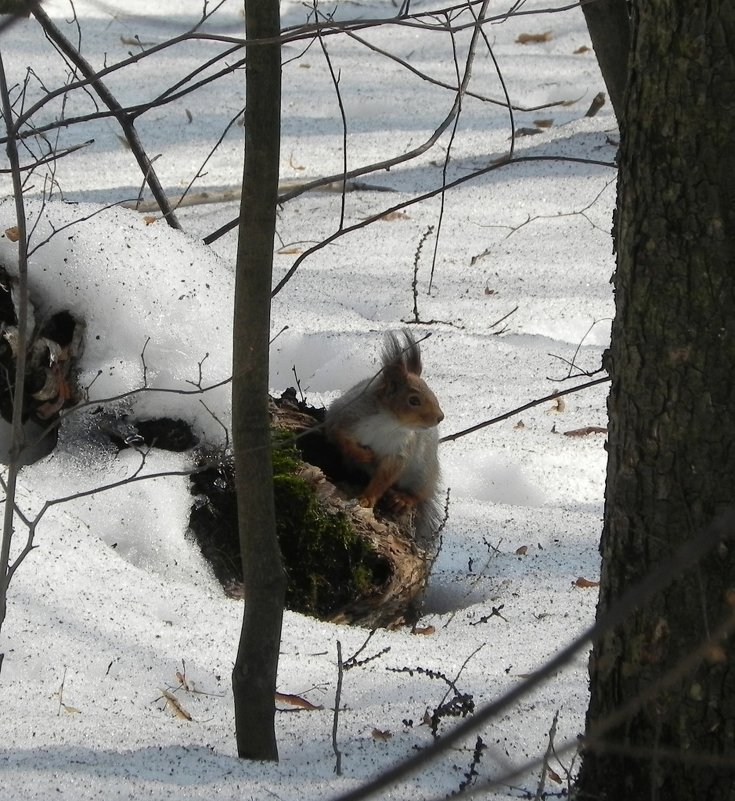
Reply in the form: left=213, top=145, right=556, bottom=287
left=437, top=410, right=445, bottom=424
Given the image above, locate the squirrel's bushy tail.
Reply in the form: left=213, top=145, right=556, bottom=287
left=415, top=493, right=445, bottom=550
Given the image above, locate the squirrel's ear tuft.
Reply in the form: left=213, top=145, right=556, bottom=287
left=381, top=329, right=423, bottom=375
left=381, top=331, right=403, bottom=368
left=382, top=329, right=424, bottom=377
left=401, top=329, right=423, bottom=376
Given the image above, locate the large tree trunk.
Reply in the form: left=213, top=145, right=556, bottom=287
left=231, top=0, right=285, bottom=762
left=579, top=2, right=735, bottom=799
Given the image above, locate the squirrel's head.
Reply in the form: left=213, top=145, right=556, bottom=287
left=378, top=331, right=444, bottom=429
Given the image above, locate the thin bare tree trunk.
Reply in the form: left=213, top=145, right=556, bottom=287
left=0, top=49, right=30, bottom=668
left=231, top=0, right=285, bottom=762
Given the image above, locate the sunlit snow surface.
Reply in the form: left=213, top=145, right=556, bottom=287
left=0, top=0, right=615, bottom=798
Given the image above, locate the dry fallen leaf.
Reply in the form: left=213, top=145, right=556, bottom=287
left=412, top=625, right=435, bottom=636
left=575, top=45, right=592, bottom=54
left=380, top=211, right=410, bottom=222
left=288, top=152, right=305, bottom=171
left=61, top=704, right=81, bottom=714
left=4, top=226, right=20, bottom=242
left=564, top=426, right=607, bottom=437
left=143, top=216, right=158, bottom=226
left=533, top=118, right=554, bottom=128
left=574, top=577, right=600, bottom=588
left=278, top=245, right=304, bottom=255
left=549, top=397, right=566, bottom=413
left=371, top=728, right=393, bottom=741
left=585, top=92, right=607, bottom=118
left=162, top=690, right=192, bottom=721
left=175, top=670, right=190, bottom=692
left=514, top=127, right=543, bottom=137
left=515, top=545, right=529, bottom=556
left=516, top=31, right=553, bottom=44
left=548, top=768, right=563, bottom=784
left=514, top=419, right=526, bottom=430
left=275, top=692, right=323, bottom=711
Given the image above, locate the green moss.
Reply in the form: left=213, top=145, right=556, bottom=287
left=271, top=431, right=304, bottom=475
left=271, top=431, right=386, bottom=619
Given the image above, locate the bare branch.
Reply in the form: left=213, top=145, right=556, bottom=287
left=0, top=138, right=94, bottom=173
left=332, top=640, right=344, bottom=776
left=268, top=154, right=615, bottom=296
left=427, top=1, right=487, bottom=294
left=534, top=710, right=559, bottom=801
left=6, top=455, right=218, bottom=588
left=313, top=2, right=348, bottom=230
left=439, top=375, right=610, bottom=443
left=29, top=4, right=182, bottom=228
left=341, top=26, right=574, bottom=114
left=331, top=511, right=735, bottom=801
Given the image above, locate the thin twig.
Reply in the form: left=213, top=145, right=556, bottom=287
left=333, top=640, right=344, bottom=776
left=5, top=456, right=219, bottom=587
left=265, top=154, right=614, bottom=295
left=29, top=4, right=181, bottom=228
left=547, top=317, right=613, bottom=381
left=439, top=375, right=610, bottom=443
left=206, top=10, right=501, bottom=247
left=411, top=225, right=435, bottom=322
left=168, top=108, right=244, bottom=215
left=7, top=1, right=582, bottom=145
left=341, top=26, right=572, bottom=115
left=534, top=710, right=559, bottom=801
left=331, top=511, right=735, bottom=801
left=314, top=2, right=348, bottom=230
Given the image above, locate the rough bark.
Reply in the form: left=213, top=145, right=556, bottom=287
left=579, top=2, right=735, bottom=799
left=580, top=0, right=630, bottom=123
left=231, top=0, right=285, bottom=762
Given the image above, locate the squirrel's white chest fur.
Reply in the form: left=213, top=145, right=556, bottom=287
left=351, top=408, right=418, bottom=459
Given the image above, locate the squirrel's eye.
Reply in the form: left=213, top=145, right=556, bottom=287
left=408, top=395, right=422, bottom=407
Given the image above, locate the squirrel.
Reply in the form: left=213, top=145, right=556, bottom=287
left=324, top=330, right=444, bottom=544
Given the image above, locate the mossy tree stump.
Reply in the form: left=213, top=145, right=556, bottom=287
left=189, top=390, right=439, bottom=628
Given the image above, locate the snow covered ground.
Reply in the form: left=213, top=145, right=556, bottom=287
left=0, top=1, right=616, bottom=798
